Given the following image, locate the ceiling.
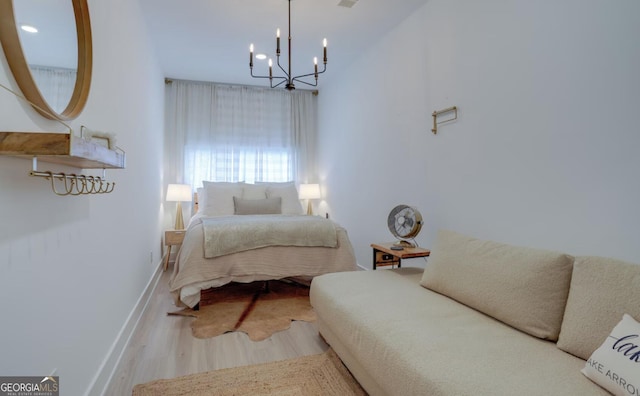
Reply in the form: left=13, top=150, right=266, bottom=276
left=14, top=0, right=77, bottom=69
left=137, top=0, right=429, bottom=89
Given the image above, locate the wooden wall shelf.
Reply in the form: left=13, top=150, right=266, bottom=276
left=0, top=132, right=125, bottom=169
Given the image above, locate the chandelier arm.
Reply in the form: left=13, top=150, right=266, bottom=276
left=270, top=79, right=289, bottom=89
left=292, top=63, right=327, bottom=81
left=250, top=68, right=268, bottom=79
left=291, top=78, right=318, bottom=88
left=275, top=56, right=291, bottom=81
left=251, top=63, right=290, bottom=89
left=291, top=62, right=328, bottom=87
left=251, top=68, right=288, bottom=83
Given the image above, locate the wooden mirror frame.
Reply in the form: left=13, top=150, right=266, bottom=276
left=0, top=0, right=92, bottom=121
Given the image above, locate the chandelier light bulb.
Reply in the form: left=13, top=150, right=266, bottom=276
left=323, top=38, right=328, bottom=63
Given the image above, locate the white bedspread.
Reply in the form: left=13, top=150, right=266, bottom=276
left=169, top=214, right=357, bottom=308
left=202, top=215, right=338, bottom=258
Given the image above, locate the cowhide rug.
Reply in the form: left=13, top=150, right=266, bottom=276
left=168, top=280, right=315, bottom=341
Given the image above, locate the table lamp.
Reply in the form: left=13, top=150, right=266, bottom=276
left=166, top=184, right=192, bottom=230
left=299, top=183, right=321, bottom=215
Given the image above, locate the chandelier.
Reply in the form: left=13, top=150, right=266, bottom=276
left=249, top=0, right=327, bottom=90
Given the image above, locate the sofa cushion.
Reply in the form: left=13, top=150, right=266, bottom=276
left=581, top=314, right=640, bottom=396
left=557, top=256, right=640, bottom=360
left=420, top=229, right=574, bottom=340
left=311, top=269, right=609, bottom=396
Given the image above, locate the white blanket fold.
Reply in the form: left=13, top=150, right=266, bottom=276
left=202, top=215, right=338, bottom=258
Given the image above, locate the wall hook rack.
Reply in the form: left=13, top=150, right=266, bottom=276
left=431, top=106, right=458, bottom=134
left=29, top=157, right=116, bottom=196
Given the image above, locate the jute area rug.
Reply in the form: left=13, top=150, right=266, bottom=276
left=132, top=348, right=366, bottom=396
left=168, top=280, right=316, bottom=341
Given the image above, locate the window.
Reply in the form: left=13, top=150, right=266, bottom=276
left=165, top=80, right=317, bottom=188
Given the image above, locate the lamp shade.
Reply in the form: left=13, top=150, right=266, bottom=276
left=299, top=183, right=321, bottom=200
left=166, top=184, right=192, bottom=202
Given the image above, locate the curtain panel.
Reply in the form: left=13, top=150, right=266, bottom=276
left=29, top=65, right=77, bottom=114
left=164, top=80, right=318, bottom=189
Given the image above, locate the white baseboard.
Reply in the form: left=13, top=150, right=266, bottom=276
left=357, top=263, right=369, bottom=271
left=84, top=260, right=164, bottom=396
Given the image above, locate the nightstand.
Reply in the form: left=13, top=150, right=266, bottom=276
left=371, top=242, right=430, bottom=270
left=164, top=230, right=186, bottom=271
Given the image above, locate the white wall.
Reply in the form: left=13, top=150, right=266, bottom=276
left=0, top=0, right=165, bottom=395
left=318, top=0, right=640, bottom=269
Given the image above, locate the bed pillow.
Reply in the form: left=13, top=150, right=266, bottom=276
left=266, top=184, right=304, bottom=215
left=201, top=182, right=244, bottom=216
left=255, top=181, right=295, bottom=186
left=242, top=184, right=268, bottom=200
left=233, top=197, right=281, bottom=215
left=557, top=256, right=640, bottom=360
left=420, top=229, right=574, bottom=340
left=581, top=314, right=640, bottom=396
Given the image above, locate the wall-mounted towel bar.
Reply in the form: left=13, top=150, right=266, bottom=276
left=432, top=106, right=458, bottom=134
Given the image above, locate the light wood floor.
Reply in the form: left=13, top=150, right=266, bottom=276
left=104, top=268, right=329, bottom=395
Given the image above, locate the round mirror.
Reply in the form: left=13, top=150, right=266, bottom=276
left=0, top=0, right=92, bottom=120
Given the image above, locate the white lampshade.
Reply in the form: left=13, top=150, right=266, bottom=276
left=299, top=183, right=321, bottom=200
left=166, top=184, right=192, bottom=230
left=166, top=184, right=193, bottom=202
left=299, top=183, right=321, bottom=216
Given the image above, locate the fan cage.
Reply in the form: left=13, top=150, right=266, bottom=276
left=387, top=205, right=423, bottom=247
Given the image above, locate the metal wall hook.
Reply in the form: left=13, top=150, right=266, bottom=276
left=30, top=157, right=117, bottom=196
left=44, top=171, right=71, bottom=196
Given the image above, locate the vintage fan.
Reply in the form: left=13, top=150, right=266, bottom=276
left=387, top=205, right=423, bottom=247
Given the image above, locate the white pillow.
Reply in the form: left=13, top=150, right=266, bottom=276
left=233, top=196, right=281, bottom=215
left=582, top=314, right=640, bottom=396
left=266, top=184, right=303, bottom=215
left=201, top=182, right=244, bottom=216
left=255, top=181, right=295, bottom=186
left=242, top=184, right=268, bottom=200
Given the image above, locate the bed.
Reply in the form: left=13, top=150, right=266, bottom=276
left=168, top=181, right=357, bottom=308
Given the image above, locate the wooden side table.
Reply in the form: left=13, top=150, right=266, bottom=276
left=371, top=242, right=430, bottom=270
left=164, top=230, right=186, bottom=271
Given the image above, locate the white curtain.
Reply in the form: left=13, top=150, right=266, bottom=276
left=29, top=65, right=76, bottom=114
left=164, top=80, right=318, bottom=188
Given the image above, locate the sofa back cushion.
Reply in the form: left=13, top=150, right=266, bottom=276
left=556, top=256, right=640, bottom=360
left=420, top=230, right=574, bottom=340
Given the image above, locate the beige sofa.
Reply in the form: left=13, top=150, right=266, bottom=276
left=310, top=230, right=640, bottom=396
